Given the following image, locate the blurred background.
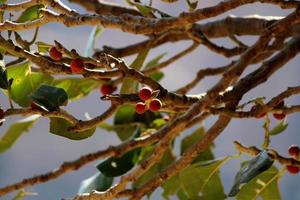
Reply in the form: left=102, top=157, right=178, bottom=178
left=1, top=0, right=300, bottom=199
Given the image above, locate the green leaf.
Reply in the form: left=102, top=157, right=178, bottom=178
left=113, top=104, right=137, bottom=140
left=30, top=84, right=68, bottom=111
left=229, top=150, right=274, bottom=197
left=96, top=149, right=139, bottom=177
left=49, top=117, right=95, bottom=140
left=270, top=119, right=288, bottom=136
left=120, top=47, right=150, bottom=94
left=5, top=62, right=53, bottom=107
left=53, top=78, right=99, bottom=101
left=144, top=53, right=167, bottom=69
left=181, top=127, right=214, bottom=163
left=163, top=157, right=229, bottom=199
left=35, top=41, right=52, bottom=53
left=149, top=71, right=164, bottom=82
left=78, top=173, right=113, bottom=194
left=236, top=166, right=282, bottom=200
left=17, top=5, right=44, bottom=23
left=84, top=26, right=102, bottom=57
left=0, top=115, right=40, bottom=153
left=134, top=148, right=175, bottom=188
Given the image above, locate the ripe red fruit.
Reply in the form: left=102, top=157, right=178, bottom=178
left=287, top=165, right=299, bottom=174
left=135, top=102, right=147, bottom=114
left=288, top=145, right=300, bottom=157
left=250, top=105, right=266, bottom=119
left=49, top=47, right=62, bottom=61
left=273, top=113, right=286, bottom=120
left=70, top=59, right=85, bottom=74
left=100, top=84, right=116, bottom=95
left=149, top=98, right=162, bottom=112
left=139, top=87, right=152, bottom=101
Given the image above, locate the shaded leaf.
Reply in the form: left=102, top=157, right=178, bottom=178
left=0, top=115, right=40, bottom=153
left=17, top=5, right=44, bottom=23
left=150, top=71, right=164, bottom=82
left=49, top=117, right=95, bottom=140
left=270, top=119, right=288, bottom=136
left=53, top=78, right=99, bottom=101
left=97, top=149, right=140, bottom=177
left=84, top=26, right=102, bottom=57
left=236, top=166, right=282, bottom=200
left=5, top=62, right=53, bottom=107
left=144, top=52, right=167, bottom=69
left=229, top=150, right=274, bottom=197
left=30, top=84, right=68, bottom=111
left=78, top=172, right=113, bottom=194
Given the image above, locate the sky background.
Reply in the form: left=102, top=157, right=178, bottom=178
left=1, top=0, right=300, bottom=199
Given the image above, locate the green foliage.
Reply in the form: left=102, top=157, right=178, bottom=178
left=49, top=118, right=95, bottom=140
left=229, top=151, right=274, bottom=197
left=30, top=84, right=68, bottom=111
left=96, top=149, right=140, bottom=177
left=163, top=157, right=229, bottom=199
left=35, top=41, right=52, bottom=53
left=270, top=119, right=288, bottom=136
left=17, top=5, right=44, bottom=23
left=134, top=148, right=176, bottom=189
left=78, top=173, right=113, bottom=194
left=0, top=115, right=40, bottom=153
left=236, top=166, right=282, bottom=200
left=5, top=62, right=53, bottom=107
left=53, top=78, right=99, bottom=101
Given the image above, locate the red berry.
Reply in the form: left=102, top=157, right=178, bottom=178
left=70, top=59, right=85, bottom=74
left=0, top=108, right=4, bottom=119
left=251, top=105, right=266, bottom=119
left=49, top=47, right=62, bottom=61
left=273, top=113, right=286, bottom=120
left=288, top=145, right=300, bottom=157
left=135, top=102, right=147, bottom=114
left=149, top=98, right=162, bottom=112
left=100, top=84, right=116, bottom=95
left=287, top=165, right=299, bottom=174
left=139, top=87, right=152, bottom=101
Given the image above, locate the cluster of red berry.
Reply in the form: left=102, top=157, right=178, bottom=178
left=251, top=100, right=286, bottom=120
left=49, top=47, right=85, bottom=74
left=135, top=87, right=162, bottom=114
left=287, top=145, right=300, bottom=174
